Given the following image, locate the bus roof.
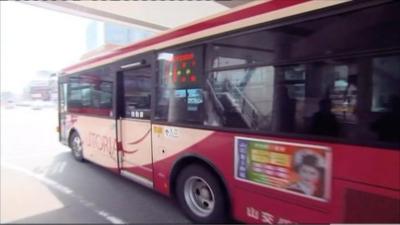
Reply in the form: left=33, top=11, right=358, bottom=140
left=61, top=0, right=346, bottom=74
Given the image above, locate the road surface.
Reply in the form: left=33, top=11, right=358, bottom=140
left=1, top=106, right=190, bottom=223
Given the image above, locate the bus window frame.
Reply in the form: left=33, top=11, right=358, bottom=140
left=113, top=52, right=157, bottom=121
left=118, top=65, right=153, bottom=120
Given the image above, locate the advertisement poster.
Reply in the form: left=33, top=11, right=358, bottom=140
left=235, top=137, right=331, bottom=201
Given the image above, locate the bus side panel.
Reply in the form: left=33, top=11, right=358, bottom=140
left=233, top=176, right=400, bottom=223
left=230, top=137, right=400, bottom=223
left=120, top=119, right=153, bottom=181
left=150, top=125, right=400, bottom=223
left=333, top=144, right=400, bottom=190
left=333, top=179, right=400, bottom=223
left=151, top=125, right=223, bottom=195
left=70, top=114, right=119, bottom=172
left=233, top=187, right=329, bottom=224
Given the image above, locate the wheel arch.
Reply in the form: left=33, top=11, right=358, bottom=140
left=169, top=153, right=232, bottom=212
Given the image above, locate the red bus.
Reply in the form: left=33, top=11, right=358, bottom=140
left=58, top=0, right=400, bottom=223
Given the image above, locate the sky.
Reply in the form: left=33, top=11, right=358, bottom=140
left=1, top=2, right=92, bottom=94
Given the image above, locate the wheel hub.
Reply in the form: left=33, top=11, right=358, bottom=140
left=72, top=136, right=82, bottom=157
left=184, top=176, right=215, bottom=217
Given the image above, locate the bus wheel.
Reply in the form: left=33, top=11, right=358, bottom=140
left=176, top=164, right=228, bottom=223
left=69, top=132, right=84, bottom=162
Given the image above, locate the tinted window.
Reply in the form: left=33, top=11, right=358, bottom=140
left=205, top=66, right=274, bottom=129
left=371, top=56, right=400, bottom=112
left=274, top=60, right=358, bottom=137
left=155, top=46, right=205, bottom=123
left=273, top=55, right=400, bottom=145
left=370, top=55, right=400, bottom=143
left=123, top=68, right=152, bottom=119
left=210, top=2, right=400, bottom=64
left=211, top=44, right=273, bottom=69
left=206, top=55, right=400, bottom=146
left=67, top=74, right=113, bottom=117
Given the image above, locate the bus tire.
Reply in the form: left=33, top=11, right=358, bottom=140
left=176, top=164, right=228, bottom=223
left=69, top=132, right=84, bottom=162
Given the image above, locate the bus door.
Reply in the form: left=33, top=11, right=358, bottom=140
left=117, top=66, right=153, bottom=187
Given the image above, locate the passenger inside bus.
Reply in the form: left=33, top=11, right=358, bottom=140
left=310, top=98, right=340, bottom=137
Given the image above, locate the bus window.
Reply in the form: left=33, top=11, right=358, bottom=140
left=370, top=55, right=400, bottom=143
left=66, top=74, right=113, bottom=117
left=155, top=46, right=205, bottom=124
left=273, top=60, right=358, bottom=138
left=272, top=55, right=400, bottom=146
left=205, top=66, right=275, bottom=130
left=122, top=68, right=152, bottom=119
left=371, top=55, right=400, bottom=113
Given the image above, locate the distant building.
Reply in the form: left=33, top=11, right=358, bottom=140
left=24, top=70, right=57, bottom=101
left=85, top=21, right=155, bottom=52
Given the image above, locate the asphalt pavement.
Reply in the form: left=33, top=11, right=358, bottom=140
left=0, top=106, right=190, bottom=223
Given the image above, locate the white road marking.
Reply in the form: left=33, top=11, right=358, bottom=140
left=58, top=161, right=66, bottom=173
left=50, top=162, right=60, bottom=175
left=2, top=163, right=126, bottom=224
